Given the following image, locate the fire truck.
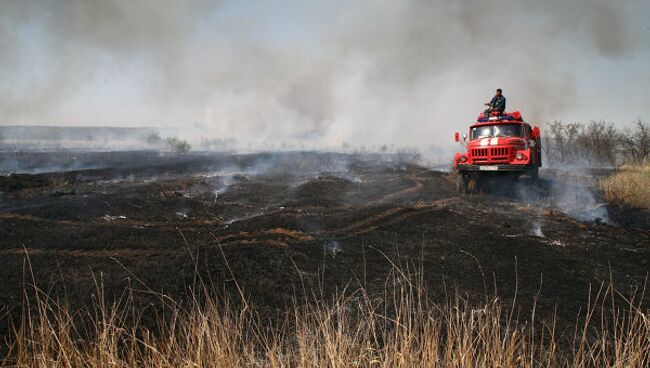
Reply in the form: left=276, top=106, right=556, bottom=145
left=453, top=111, right=542, bottom=193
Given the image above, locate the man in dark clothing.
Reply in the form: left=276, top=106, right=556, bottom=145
left=484, top=88, right=506, bottom=116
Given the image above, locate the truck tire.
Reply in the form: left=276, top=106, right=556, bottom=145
left=457, top=173, right=468, bottom=194
left=475, top=173, right=489, bottom=193
left=530, top=167, right=539, bottom=183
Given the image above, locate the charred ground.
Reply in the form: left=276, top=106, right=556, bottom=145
left=0, top=151, right=648, bottom=350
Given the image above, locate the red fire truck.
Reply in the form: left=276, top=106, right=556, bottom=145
left=453, top=111, right=542, bottom=193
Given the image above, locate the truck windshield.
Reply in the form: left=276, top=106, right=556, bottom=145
left=470, top=124, right=524, bottom=140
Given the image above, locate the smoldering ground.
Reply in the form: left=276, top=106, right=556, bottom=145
left=469, top=168, right=613, bottom=228
left=1, top=0, right=649, bottom=153
left=1, top=151, right=648, bottom=351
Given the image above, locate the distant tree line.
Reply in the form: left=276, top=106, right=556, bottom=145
left=543, top=120, right=649, bottom=167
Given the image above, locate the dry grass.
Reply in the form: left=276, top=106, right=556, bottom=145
left=2, top=265, right=648, bottom=368
left=599, top=165, right=650, bottom=208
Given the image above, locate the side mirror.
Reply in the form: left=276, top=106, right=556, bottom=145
left=454, top=132, right=460, bottom=142
left=462, top=133, right=468, bottom=140
left=532, top=126, right=540, bottom=139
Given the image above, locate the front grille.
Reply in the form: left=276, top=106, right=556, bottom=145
left=491, top=147, right=508, bottom=157
left=490, top=147, right=509, bottom=163
left=471, top=146, right=511, bottom=163
left=472, top=148, right=488, bottom=157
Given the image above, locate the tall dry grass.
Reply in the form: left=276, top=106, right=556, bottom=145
left=2, top=262, right=648, bottom=368
left=599, top=164, right=650, bottom=208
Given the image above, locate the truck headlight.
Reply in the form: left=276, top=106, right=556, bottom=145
left=460, top=155, right=467, bottom=163
left=515, top=153, right=524, bottom=160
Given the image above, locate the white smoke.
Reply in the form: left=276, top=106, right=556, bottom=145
left=530, top=220, right=545, bottom=238
left=0, top=0, right=648, bottom=154
left=548, top=169, right=611, bottom=224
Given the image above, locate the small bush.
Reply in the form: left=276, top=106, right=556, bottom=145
left=145, top=133, right=162, bottom=146
left=165, top=137, right=191, bottom=153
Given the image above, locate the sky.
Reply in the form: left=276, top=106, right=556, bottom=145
left=1, top=0, right=649, bottom=152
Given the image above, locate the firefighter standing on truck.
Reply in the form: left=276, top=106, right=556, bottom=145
left=484, top=88, right=506, bottom=116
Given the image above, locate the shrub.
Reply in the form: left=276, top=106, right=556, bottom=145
left=165, top=137, right=191, bottom=153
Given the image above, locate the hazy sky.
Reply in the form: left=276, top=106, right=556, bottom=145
left=1, top=0, right=649, bottom=151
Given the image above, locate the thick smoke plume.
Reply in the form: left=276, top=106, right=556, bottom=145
left=1, top=0, right=648, bottom=153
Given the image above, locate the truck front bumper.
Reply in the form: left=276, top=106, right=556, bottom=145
left=457, top=164, right=529, bottom=172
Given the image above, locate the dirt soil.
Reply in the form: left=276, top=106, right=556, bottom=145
left=1, top=151, right=648, bottom=348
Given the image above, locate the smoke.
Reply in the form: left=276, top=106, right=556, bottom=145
left=324, top=239, right=341, bottom=258
left=548, top=170, right=611, bottom=224
left=205, top=151, right=361, bottom=199
left=1, top=0, right=648, bottom=153
left=530, top=220, right=545, bottom=238
left=491, top=168, right=612, bottom=224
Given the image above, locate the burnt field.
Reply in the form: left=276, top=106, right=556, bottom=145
left=0, top=151, right=649, bottom=349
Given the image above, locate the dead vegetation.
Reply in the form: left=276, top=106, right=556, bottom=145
left=599, top=164, right=650, bottom=208
left=3, top=263, right=648, bottom=368
left=165, top=137, right=192, bottom=153
left=541, top=119, right=650, bottom=209
left=543, top=120, right=650, bottom=167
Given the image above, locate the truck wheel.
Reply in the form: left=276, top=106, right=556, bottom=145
left=468, top=177, right=478, bottom=193
left=475, top=174, right=489, bottom=193
left=456, top=174, right=468, bottom=194
left=530, top=167, right=539, bottom=184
